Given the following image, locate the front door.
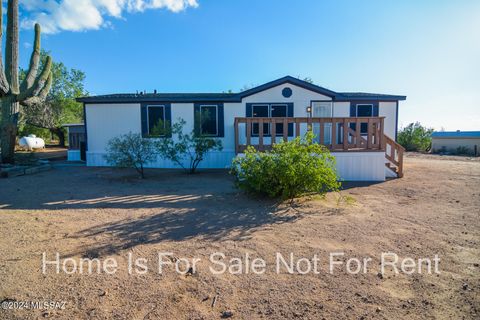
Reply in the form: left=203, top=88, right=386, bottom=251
left=312, top=101, right=333, bottom=145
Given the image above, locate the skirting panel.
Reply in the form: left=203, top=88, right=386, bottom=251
left=86, top=151, right=236, bottom=169
left=86, top=151, right=386, bottom=181
left=331, top=152, right=385, bottom=181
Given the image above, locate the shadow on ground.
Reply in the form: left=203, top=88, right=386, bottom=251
left=1, top=167, right=243, bottom=210
left=340, top=180, right=385, bottom=190
left=70, top=202, right=300, bottom=258
left=0, top=166, right=306, bottom=257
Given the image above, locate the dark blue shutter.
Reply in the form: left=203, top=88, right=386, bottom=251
left=141, top=104, right=148, bottom=137
left=164, top=104, right=172, bottom=138
left=350, top=104, right=356, bottom=117
left=373, top=104, right=379, bottom=117
left=287, top=103, right=294, bottom=136
left=246, top=103, right=252, bottom=117
left=193, top=103, right=201, bottom=136
left=218, top=104, right=224, bottom=137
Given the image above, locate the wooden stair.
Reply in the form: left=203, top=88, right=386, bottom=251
left=384, top=135, right=405, bottom=178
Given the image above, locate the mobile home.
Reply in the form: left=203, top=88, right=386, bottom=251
left=77, top=76, right=406, bottom=181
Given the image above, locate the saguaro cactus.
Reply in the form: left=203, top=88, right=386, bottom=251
left=0, top=0, right=52, bottom=164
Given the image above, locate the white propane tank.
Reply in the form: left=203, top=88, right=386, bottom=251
left=19, top=134, right=45, bottom=151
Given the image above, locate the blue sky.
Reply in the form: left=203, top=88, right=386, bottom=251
left=18, top=0, right=480, bottom=131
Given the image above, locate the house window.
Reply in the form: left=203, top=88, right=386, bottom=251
left=356, top=104, right=373, bottom=134
left=251, top=104, right=288, bottom=135
left=252, top=104, right=269, bottom=135
left=194, top=103, right=224, bottom=137
left=147, top=105, right=166, bottom=136
left=357, top=104, right=373, bottom=117
left=199, top=105, right=218, bottom=136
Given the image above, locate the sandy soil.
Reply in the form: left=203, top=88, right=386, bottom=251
left=0, top=154, right=479, bottom=319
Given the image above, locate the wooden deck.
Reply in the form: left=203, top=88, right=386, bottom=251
left=234, top=117, right=385, bottom=153
left=234, top=116, right=404, bottom=177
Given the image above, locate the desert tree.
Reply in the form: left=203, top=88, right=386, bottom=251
left=156, top=118, right=223, bottom=173
left=0, top=0, right=52, bottom=164
left=397, top=122, right=434, bottom=152
left=20, top=50, right=86, bottom=146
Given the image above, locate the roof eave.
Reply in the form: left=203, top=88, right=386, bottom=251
left=335, top=95, right=407, bottom=101
left=238, top=76, right=338, bottom=99
left=77, top=96, right=243, bottom=104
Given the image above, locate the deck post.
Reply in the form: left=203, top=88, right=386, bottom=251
left=307, top=117, right=312, bottom=132
left=283, top=118, right=288, bottom=142
left=319, top=120, right=325, bottom=145
left=295, top=119, right=300, bottom=137
left=343, top=118, right=348, bottom=150
left=246, top=118, right=251, bottom=148
left=331, top=119, right=337, bottom=149
left=258, top=118, right=264, bottom=150
left=379, top=117, right=385, bottom=150
left=391, top=140, right=396, bottom=160
left=271, top=118, right=276, bottom=145
left=356, top=118, right=361, bottom=148
left=367, top=118, right=372, bottom=150
left=397, top=148, right=404, bottom=177
left=234, top=118, right=239, bottom=154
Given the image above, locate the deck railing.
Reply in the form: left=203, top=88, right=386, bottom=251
left=234, top=117, right=386, bottom=153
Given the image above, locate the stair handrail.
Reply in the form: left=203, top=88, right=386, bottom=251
left=384, top=134, right=405, bottom=178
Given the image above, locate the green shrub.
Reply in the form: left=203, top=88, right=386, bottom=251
left=231, top=132, right=340, bottom=199
left=104, top=132, right=157, bottom=178
left=397, top=122, right=434, bottom=152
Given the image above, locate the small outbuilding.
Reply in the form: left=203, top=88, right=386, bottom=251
left=63, top=123, right=86, bottom=161
left=431, top=131, right=480, bottom=156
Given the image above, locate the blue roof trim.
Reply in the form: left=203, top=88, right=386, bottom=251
left=76, top=76, right=407, bottom=103
left=432, top=131, right=480, bottom=138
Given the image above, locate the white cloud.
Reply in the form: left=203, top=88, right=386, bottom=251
left=20, top=0, right=198, bottom=34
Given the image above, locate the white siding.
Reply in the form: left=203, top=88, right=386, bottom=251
left=379, top=101, right=397, bottom=139
left=333, top=102, right=350, bottom=117
left=85, top=103, right=141, bottom=153
left=171, top=103, right=194, bottom=132
left=223, top=102, right=244, bottom=152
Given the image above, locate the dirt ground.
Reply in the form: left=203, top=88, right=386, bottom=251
left=0, top=154, right=479, bottom=319
left=14, top=146, right=67, bottom=161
